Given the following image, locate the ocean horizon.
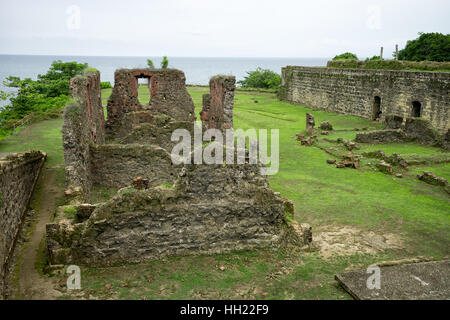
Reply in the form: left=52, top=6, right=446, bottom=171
left=0, top=54, right=329, bottom=101
left=0, top=54, right=329, bottom=84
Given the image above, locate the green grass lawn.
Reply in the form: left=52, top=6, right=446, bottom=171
left=1, top=86, right=449, bottom=300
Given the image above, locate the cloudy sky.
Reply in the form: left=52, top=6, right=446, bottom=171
left=0, top=0, right=449, bottom=58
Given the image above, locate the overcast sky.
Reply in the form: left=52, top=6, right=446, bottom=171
left=0, top=0, right=449, bottom=58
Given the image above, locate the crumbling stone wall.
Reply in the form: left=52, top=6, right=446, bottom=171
left=106, top=68, right=195, bottom=137
left=90, top=144, right=178, bottom=188
left=47, top=155, right=301, bottom=266
left=279, top=66, right=449, bottom=132
left=63, top=71, right=105, bottom=202
left=54, top=68, right=301, bottom=267
left=200, top=75, right=235, bottom=130
left=62, top=68, right=198, bottom=202
left=0, top=151, right=46, bottom=298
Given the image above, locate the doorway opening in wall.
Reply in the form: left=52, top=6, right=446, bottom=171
left=372, top=96, right=382, bottom=120
left=136, top=76, right=151, bottom=105
left=412, top=101, right=422, bottom=117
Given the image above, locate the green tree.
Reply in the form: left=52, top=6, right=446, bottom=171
left=161, top=56, right=169, bottom=69
left=0, top=60, right=88, bottom=136
left=100, top=81, right=112, bottom=89
left=332, top=52, right=358, bottom=61
left=237, top=67, right=281, bottom=90
left=147, top=59, right=155, bottom=68
left=398, top=32, right=450, bottom=62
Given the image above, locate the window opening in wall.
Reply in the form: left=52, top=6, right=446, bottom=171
left=372, top=96, right=382, bottom=120
left=136, top=76, right=151, bottom=105
left=412, top=101, right=422, bottom=117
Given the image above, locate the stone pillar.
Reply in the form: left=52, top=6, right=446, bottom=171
left=200, top=75, right=236, bottom=131
left=306, top=113, right=315, bottom=135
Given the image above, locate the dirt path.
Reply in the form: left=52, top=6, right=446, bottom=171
left=17, top=167, right=63, bottom=300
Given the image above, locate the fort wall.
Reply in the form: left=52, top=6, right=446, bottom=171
left=279, top=66, right=450, bottom=132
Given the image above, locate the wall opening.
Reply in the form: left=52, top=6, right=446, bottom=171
left=411, top=101, right=422, bottom=117
left=372, top=96, right=382, bottom=120
left=136, top=76, right=151, bottom=105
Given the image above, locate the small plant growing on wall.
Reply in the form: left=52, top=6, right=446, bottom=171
left=147, top=59, right=155, bottom=69
left=161, top=56, right=169, bottom=69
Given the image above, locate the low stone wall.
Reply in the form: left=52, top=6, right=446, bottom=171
left=279, top=66, right=449, bottom=132
left=47, top=157, right=302, bottom=266
left=0, top=151, right=46, bottom=298
left=355, top=117, right=445, bottom=147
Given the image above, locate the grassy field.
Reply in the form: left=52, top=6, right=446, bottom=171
left=1, top=86, right=449, bottom=300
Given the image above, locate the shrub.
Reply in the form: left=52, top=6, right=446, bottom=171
left=100, top=81, right=112, bottom=89
left=147, top=59, right=154, bottom=69
left=332, top=52, right=358, bottom=61
left=366, top=55, right=383, bottom=61
left=398, top=32, right=450, bottom=62
left=161, top=56, right=169, bottom=69
left=237, top=67, right=281, bottom=90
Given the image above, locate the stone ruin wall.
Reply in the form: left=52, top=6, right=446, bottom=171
left=279, top=66, right=450, bottom=132
left=200, top=75, right=236, bottom=131
left=63, top=69, right=237, bottom=204
left=106, top=68, right=195, bottom=139
left=47, top=156, right=302, bottom=266
left=62, top=69, right=196, bottom=202
left=0, top=151, right=46, bottom=298
left=50, top=70, right=305, bottom=267
left=62, top=71, right=105, bottom=202
left=89, top=144, right=177, bottom=188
